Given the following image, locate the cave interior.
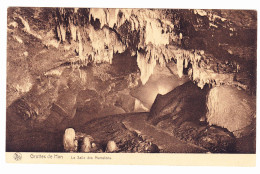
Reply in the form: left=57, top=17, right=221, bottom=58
left=6, top=7, right=257, bottom=153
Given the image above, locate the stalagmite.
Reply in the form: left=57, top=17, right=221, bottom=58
left=77, top=30, right=84, bottom=61
left=6, top=7, right=257, bottom=154
left=63, top=128, right=78, bottom=152
left=177, top=58, right=184, bottom=78
left=106, top=140, right=118, bottom=152
left=80, top=137, right=92, bottom=152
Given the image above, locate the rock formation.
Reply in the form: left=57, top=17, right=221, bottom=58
left=63, top=128, right=78, bottom=152
left=80, top=137, right=92, bottom=152
left=106, top=140, right=118, bottom=152
left=206, top=86, right=256, bottom=138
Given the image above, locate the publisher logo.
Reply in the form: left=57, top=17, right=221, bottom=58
left=13, top=152, right=22, bottom=161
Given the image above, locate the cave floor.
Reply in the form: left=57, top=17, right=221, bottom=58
left=6, top=112, right=207, bottom=153
left=6, top=111, right=255, bottom=153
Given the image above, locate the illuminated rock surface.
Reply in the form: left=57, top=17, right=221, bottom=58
left=206, top=86, right=256, bottom=137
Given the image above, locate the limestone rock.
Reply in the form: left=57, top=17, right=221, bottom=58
left=114, top=93, right=136, bottom=113
left=6, top=7, right=257, bottom=154
left=80, top=137, right=92, bottom=152
left=106, top=140, right=118, bottom=152
left=76, top=89, right=98, bottom=108
left=73, top=99, right=102, bottom=126
left=54, top=89, right=78, bottom=120
left=100, top=105, right=126, bottom=117
left=149, top=81, right=208, bottom=126
left=206, top=86, right=256, bottom=137
left=6, top=98, right=38, bottom=134
left=63, top=128, right=78, bottom=152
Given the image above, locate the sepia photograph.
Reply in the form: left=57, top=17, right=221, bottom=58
left=4, top=4, right=257, bottom=166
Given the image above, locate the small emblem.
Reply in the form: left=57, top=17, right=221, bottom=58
left=13, top=152, right=22, bottom=161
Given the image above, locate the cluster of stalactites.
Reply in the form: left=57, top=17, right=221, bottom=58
left=56, top=8, right=177, bottom=75
left=56, top=8, right=127, bottom=66
left=78, top=25, right=125, bottom=64
left=56, top=8, right=240, bottom=89
left=136, top=42, right=238, bottom=89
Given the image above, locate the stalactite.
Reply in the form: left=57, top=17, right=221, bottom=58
left=89, top=8, right=107, bottom=28
left=184, top=58, right=188, bottom=68
left=106, top=9, right=119, bottom=28
left=70, top=21, right=77, bottom=41
left=51, top=8, right=243, bottom=89
left=144, top=19, right=170, bottom=46
left=177, top=58, right=184, bottom=78
left=86, top=26, right=125, bottom=64
left=137, top=51, right=157, bottom=85
left=60, top=25, right=66, bottom=42
left=77, top=30, right=83, bottom=60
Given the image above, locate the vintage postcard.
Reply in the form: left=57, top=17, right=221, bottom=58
left=5, top=7, right=256, bottom=166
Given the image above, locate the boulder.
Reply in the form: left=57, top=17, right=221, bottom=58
left=206, top=86, right=256, bottom=137
left=148, top=81, right=208, bottom=126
